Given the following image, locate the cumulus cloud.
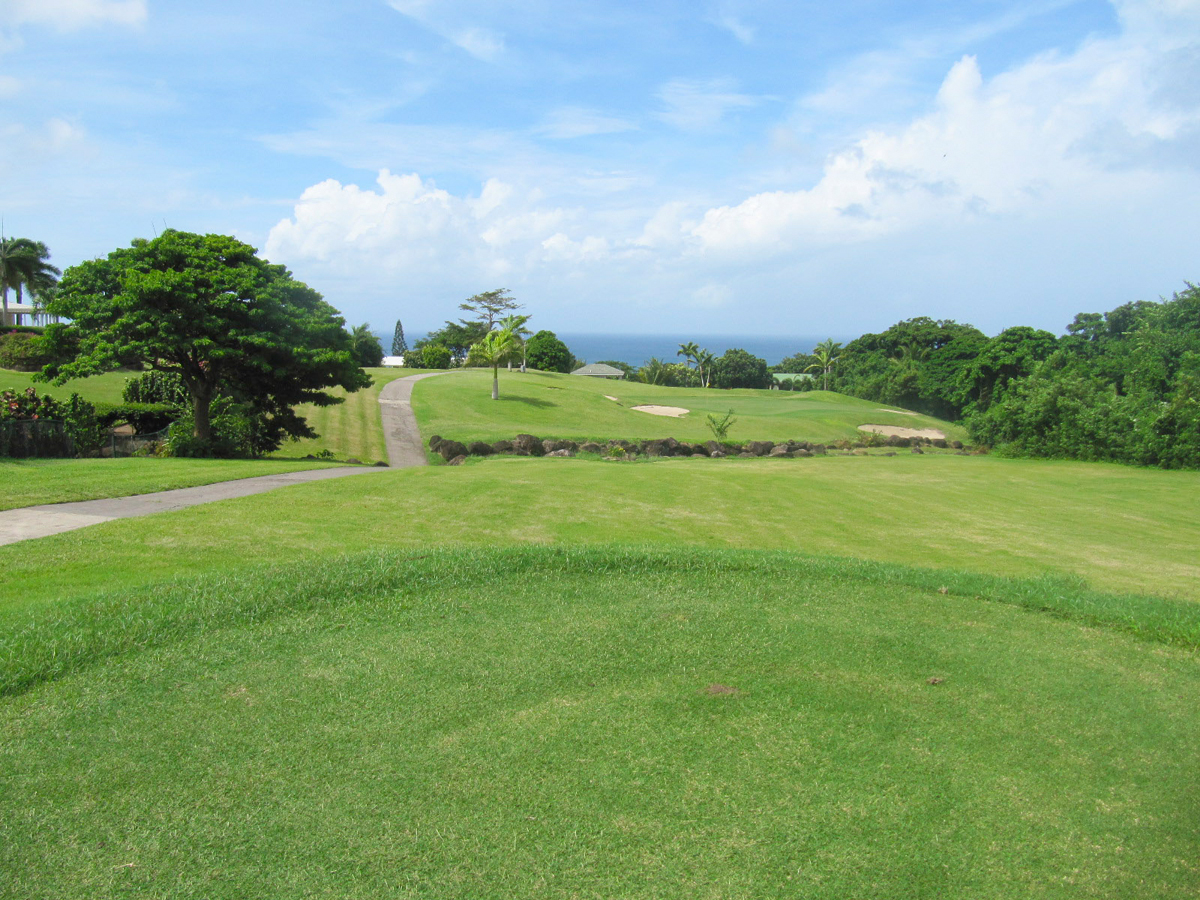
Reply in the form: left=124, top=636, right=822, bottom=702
left=0, top=0, right=146, bottom=29
left=693, top=9, right=1200, bottom=256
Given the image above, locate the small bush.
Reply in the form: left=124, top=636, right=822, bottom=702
left=0, top=332, right=53, bottom=371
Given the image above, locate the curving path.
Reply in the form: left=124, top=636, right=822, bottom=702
left=0, top=372, right=446, bottom=546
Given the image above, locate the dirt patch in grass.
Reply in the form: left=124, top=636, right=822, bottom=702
left=859, top=424, right=947, bottom=440
left=704, top=683, right=740, bottom=696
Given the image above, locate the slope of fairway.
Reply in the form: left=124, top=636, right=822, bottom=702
left=413, top=368, right=966, bottom=444
left=0, top=368, right=135, bottom=404
left=1, top=548, right=1196, bottom=899
left=278, top=367, right=434, bottom=463
left=3, top=455, right=1197, bottom=616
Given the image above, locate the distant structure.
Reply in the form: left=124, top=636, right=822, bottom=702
left=381, top=356, right=405, bottom=367
left=4, top=302, right=58, bottom=327
left=571, top=363, right=625, bottom=379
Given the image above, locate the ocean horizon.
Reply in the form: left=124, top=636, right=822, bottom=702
left=397, top=332, right=853, bottom=368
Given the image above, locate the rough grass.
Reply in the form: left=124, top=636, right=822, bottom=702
left=2, top=548, right=1197, bottom=899
left=2, top=455, right=1197, bottom=617
left=413, top=368, right=967, bottom=444
left=278, top=367, right=432, bottom=463
left=0, top=458, right=343, bottom=511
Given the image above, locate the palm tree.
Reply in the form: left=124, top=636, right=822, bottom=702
left=805, top=339, right=842, bottom=391
left=469, top=326, right=519, bottom=399
left=499, top=313, right=532, bottom=370
left=696, top=349, right=716, bottom=388
left=1, top=237, right=60, bottom=327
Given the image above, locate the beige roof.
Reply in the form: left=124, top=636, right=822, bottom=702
left=571, top=363, right=626, bottom=377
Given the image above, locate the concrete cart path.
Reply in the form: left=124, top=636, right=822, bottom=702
left=377, top=371, right=447, bottom=468
left=0, top=465, right=391, bottom=546
left=0, top=371, right=447, bottom=547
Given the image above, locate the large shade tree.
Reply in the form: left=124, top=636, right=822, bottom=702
left=42, top=230, right=370, bottom=445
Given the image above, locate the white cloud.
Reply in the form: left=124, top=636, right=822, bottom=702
left=693, top=8, right=1200, bottom=256
left=0, top=0, right=146, bottom=29
left=709, top=10, right=755, bottom=45
left=656, top=78, right=760, bottom=131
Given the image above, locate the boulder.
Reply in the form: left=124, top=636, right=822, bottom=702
left=886, top=434, right=904, bottom=447
left=911, top=445, right=924, bottom=454
left=548, top=439, right=578, bottom=453
left=768, top=444, right=791, bottom=457
left=579, top=441, right=604, bottom=454
left=642, top=439, right=670, bottom=457
left=793, top=448, right=813, bottom=458
left=428, top=435, right=444, bottom=452
left=513, top=434, right=544, bottom=456
left=374, top=460, right=389, bottom=467
left=951, top=440, right=964, bottom=450
left=468, top=441, right=494, bottom=456
left=932, top=439, right=948, bottom=449
left=737, top=451, right=755, bottom=458
left=436, top=440, right=468, bottom=462
left=447, top=454, right=467, bottom=466
left=609, top=439, right=635, bottom=452
left=547, top=448, right=575, bottom=458
left=746, top=440, right=774, bottom=457
left=813, top=444, right=827, bottom=455
left=492, top=439, right=514, bottom=453
left=704, top=440, right=726, bottom=456
left=709, top=450, right=726, bottom=458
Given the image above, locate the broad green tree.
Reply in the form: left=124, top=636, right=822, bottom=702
left=43, top=230, right=370, bottom=445
left=350, top=324, right=384, bottom=367
left=525, top=330, right=572, bottom=372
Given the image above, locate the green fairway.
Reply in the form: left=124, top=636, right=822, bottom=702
left=278, top=367, right=432, bottom=463
left=2, top=548, right=1196, bottom=899
left=0, top=367, right=135, bottom=405
left=0, top=457, right=344, bottom=511
left=3, top=455, right=1196, bottom=618
left=413, top=368, right=966, bottom=444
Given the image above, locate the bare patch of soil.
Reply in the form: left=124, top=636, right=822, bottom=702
left=704, top=683, right=740, bottom=696
left=858, top=424, right=946, bottom=440
left=876, top=408, right=919, bottom=416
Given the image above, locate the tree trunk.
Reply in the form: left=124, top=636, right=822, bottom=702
left=192, top=389, right=213, bottom=440
left=492, top=365, right=499, bottom=400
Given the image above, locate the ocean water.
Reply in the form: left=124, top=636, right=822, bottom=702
left=397, top=332, right=853, bottom=367
left=555, top=334, right=851, bottom=367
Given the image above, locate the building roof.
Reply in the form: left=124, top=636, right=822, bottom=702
left=571, top=363, right=626, bottom=377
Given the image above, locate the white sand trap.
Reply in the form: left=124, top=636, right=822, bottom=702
left=876, top=408, right=918, bottom=416
left=859, top=424, right=946, bottom=440
left=605, top=395, right=620, bottom=402
left=631, top=405, right=690, bottom=417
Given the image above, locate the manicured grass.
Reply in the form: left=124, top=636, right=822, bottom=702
left=2, top=455, right=1197, bottom=617
left=0, top=457, right=344, bottom=511
left=0, top=368, right=136, bottom=404
left=2, top=548, right=1197, bottom=898
left=413, top=368, right=967, bottom=444
left=278, top=367, right=433, bottom=463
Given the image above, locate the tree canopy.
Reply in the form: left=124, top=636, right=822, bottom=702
left=1, top=237, right=60, bottom=326
left=458, top=288, right=521, bottom=331
left=42, top=230, right=370, bottom=451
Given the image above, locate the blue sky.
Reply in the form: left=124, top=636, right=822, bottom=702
left=2, top=0, right=1198, bottom=339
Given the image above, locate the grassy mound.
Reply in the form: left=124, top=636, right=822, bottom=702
left=2, top=547, right=1197, bottom=898
left=412, top=369, right=966, bottom=445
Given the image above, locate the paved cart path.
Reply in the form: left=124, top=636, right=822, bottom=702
left=377, top=371, right=447, bottom=467
left=0, top=371, right=448, bottom=546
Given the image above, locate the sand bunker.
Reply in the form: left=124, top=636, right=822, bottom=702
left=605, top=395, right=620, bottom=402
left=631, top=405, right=690, bottom=418
left=876, top=408, right=918, bottom=416
left=859, top=424, right=946, bottom=440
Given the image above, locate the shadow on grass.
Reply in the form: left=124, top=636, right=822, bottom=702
left=502, top=395, right=557, bottom=408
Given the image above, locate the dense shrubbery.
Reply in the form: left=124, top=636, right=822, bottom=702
left=0, top=387, right=104, bottom=457
left=0, top=331, right=53, bottom=371
left=790, top=284, right=1200, bottom=469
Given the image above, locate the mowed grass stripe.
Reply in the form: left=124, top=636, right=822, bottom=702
left=2, top=547, right=1197, bottom=898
